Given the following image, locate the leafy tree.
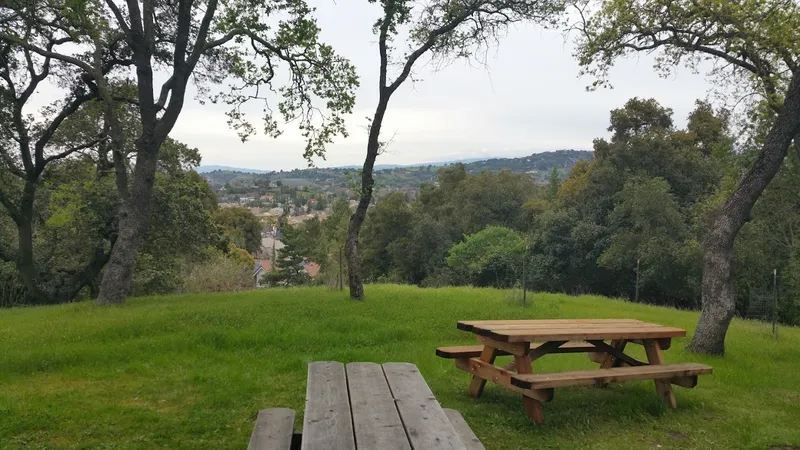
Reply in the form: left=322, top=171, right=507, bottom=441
left=214, top=207, right=262, bottom=255
left=133, top=170, right=225, bottom=295
left=345, top=0, right=565, bottom=299
left=598, top=177, right=695, bottom=305
left=1, top=0, right=358, bottom=304
left=547, top=166, right=560, bottom=200
left=389, top=213, right=454, bottom=286
left=360, top=193, right=413, bottom=281
left=447, top=226, right=526, bottom=287
left=576, top=0, right=800, bottom=354
left=264, top=227, right=308, bottom=287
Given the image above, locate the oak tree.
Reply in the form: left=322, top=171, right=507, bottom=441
left=575, top=0, right=800, bottom=354
left=2, top=0, right=357, bottom=304
left=345, top=0, right=565, bottom=299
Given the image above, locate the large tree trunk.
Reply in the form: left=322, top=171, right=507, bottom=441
left=14, top=181, right=49, bottom=304
left=689, top=72, right=800, bottom=355
left=345, top=97, right=389, bottom=299
left=96, top=143, right=159, bottom=304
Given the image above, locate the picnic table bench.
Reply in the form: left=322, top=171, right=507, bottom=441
left=248, top=361, right=485, bottom=450
left=437, top=319, right=713, bottom=423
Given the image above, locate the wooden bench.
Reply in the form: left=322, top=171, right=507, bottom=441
left=249, top=361, right=484, bottom=450
left=510, top=363, right=713, bottom=389
left=248, top=408, right=299, bottom=450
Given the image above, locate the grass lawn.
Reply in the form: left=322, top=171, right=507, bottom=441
left=1, top=285, right=799, bottom=449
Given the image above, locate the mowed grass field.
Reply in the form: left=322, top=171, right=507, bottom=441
left=1, top=285, right=798, bottom=450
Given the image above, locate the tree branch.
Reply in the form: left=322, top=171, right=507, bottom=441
left=33, top=92, right=95, bottom=173
left=43, top=137, right=105, bottom=164
left=187, top=0, right=221, bottom=69
left=377, top=3, right=395, bottom=90
left=104, top=0, right=133, bottom=44
left=0, top=34, right=94, bottom=73
left=387, top=5, right=477, bottom=94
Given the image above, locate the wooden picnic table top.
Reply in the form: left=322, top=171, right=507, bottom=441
left=457, top=319, right=686, bottom=343
left=301, top=361, right=483, bottom=450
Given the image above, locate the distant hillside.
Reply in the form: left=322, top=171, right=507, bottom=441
left=197, top=165, right=271, bottom=174
left=463, top=149, right=592, bottom=174
left=200, top=149, right=594, bottom=193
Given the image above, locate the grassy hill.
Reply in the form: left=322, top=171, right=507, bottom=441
left=1, top=286, right=798, bottom=449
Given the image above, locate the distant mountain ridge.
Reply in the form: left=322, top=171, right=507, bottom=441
left=199, top=150, right=591, bottom=175
left=197, top=165, right=272, bottom=174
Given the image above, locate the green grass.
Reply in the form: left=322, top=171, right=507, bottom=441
left=1, top=285, right=799, bottom=450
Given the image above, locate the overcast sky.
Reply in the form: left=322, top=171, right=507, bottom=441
left=169, top=1, right=715, bottom=171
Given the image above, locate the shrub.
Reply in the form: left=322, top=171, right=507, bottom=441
left=181, top=255, right=253, bottom=294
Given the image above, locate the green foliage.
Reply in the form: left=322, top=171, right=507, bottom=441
left=213, top=207, right=262, bottom=254
left=263, top=227, right=310, bottom=287
left=361, top=193, right=414, bottom=281
left=181, top=247, right=254, bottom=294
left=1, top=286, right=799, bottom=448
left=447, top=226, right=526, bottom=288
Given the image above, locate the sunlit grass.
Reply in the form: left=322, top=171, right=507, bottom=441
left=1, top=285, right=798, bottom=449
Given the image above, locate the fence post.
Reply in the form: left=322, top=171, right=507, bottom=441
left=339, top=246, right=344, bottom=291
left=773, top=268, right=778, bottom=338
left=522, top=253, right=527, bottom=307
left=634, top=258, right=640, bottom=303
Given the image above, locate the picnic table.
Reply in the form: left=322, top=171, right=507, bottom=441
left=437, top=319, right=713, bottom=423
left=248, top=361, right=485, bottom=450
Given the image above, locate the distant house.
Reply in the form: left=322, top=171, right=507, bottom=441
left=301, top=261, right=320, bottom=278
left=253, top=260, right=272, bottom=286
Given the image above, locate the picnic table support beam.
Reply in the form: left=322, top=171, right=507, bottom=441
left=643, top=338, right=678, bottom=408
left=595, top=339, right=627, bottom=387
left=468, top=345, right=498, bottom=398
left=455, top=358, right=553, bottom=403
left=514, top=354, right=544, bottom=424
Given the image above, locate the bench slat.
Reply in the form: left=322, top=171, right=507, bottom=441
left=383, top=362, right=466, bottom=450
left=301, top=362, right=355, bottom=450
left=443, top=409, right=485, bottom=450
left=436, top=341, right=595, bottom=359
left=511, top=363, right=713, bottom=389
left=247, top=408, right=295, bottom=450
left=346, top=362, right=411, bottom=450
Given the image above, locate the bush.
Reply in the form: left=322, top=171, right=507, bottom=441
left=181, top=255, right=253, bottom=294
left=0, top=262, right=26, bottom=307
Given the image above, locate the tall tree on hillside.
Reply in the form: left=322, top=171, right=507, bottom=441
left=0, top=13, right=115, bottom=304
left=345, top=0, right=565, bottom=299
left=576, top=0, right=800, bottom=354
left=2, top=0, right=357, bottom=304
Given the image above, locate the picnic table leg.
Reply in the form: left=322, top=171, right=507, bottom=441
left=643, top=338, right=678, bottom=408
left=467, top=345, right=498, bottom=398
left=514, top=354, right=544, bottom=424
left=595, top=339, right=627, bottom=387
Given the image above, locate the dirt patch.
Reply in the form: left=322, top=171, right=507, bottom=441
left=667, top=430, right=688, bottom=439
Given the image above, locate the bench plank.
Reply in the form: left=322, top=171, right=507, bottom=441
left=346, top=363, right=411, bottom=450
left=383, top=362, right=466, bottom=450
left=443, top=409, right=486, bottom=450
left=510, top=363, right=713, bottom=389
left=301, top=362, right=355, bottom=450
left=437, top=341, right=598, bottom=359
left=247, top=408, right=295, bottom=450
